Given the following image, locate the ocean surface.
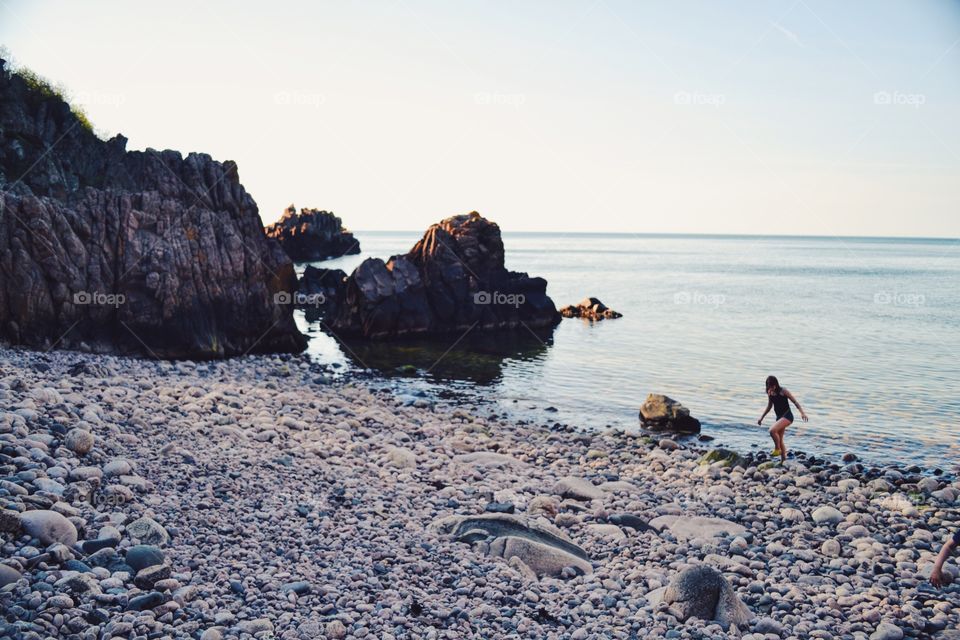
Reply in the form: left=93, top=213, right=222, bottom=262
left=296, top=232, right=960, bottom=469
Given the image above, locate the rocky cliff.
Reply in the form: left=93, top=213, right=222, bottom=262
left=0, top=58, right=306, bottom=358
left=328, top=212, right=560, bottom=338
left=265, top=205, right=360, bottom=262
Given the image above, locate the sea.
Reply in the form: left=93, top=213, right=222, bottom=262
left=295, top=232, right=960, bottom=470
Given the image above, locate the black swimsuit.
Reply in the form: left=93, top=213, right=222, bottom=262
left=771, top=391, right=794, bottom=422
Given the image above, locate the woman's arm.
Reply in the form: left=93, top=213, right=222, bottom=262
left=784, top=389, right=809, bottom=422
left=758, top=398, right=772, bottom=425
left=931, top=537, right=958, bottom=588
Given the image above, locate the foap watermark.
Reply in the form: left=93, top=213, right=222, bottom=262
left=873, top=91, right=925, bottom=108
left=73, top=90, right=126, bottom=108
left=73, top=291, right=125, bottom=308
left=274, top=291, right=327, bottom=307
left=673, top=291, right=726, bottom=307
left=673, top=91, right=725, bottom=107
left=473, top=291, right=526, bottom=308
left=273, top=90, right=325, bottom=108
left=873, top=291, right=925, bottom=307
left=474, top=92, right=526, bottom=108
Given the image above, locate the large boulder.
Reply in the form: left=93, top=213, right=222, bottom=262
left=20, top=509, right=78, bottom=546
left=639, top=394, right=701, bottom=434
left=327, top=212, right=560, bottom=338
left=662, top=565, right=751, bottom=628
left=0, top=58, right=306, bottom=358
left=265, top=205, right=360, bottom=262
left=432, top=513, right=591, bottom=578
left=559, top=297, right=622, bottom=320
left=296, top=265, right=348, bottom=321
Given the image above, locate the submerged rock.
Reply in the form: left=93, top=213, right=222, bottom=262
left=0, top=57, right=305, bottom=358
left=639, top=394, right=701, bottom=434
left=432, top=513, right=592, bottom=578
left=699, top=448, right=747, bottom=469
left=327, top=212, right=560, bottom=338
left=265, top=204, right=361, bottom=261
left=559, top=297, right=623, bottom=320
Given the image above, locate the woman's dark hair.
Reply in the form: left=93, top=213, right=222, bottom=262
left=766, top=375, right=781, bottom=393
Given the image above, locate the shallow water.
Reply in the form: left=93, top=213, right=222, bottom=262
left=299, top=232, right=960, bottom=469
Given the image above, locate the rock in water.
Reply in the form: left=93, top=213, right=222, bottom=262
left=639, top=394, right=701, bottom=434
left=297, top=265, right=348, bottom=321
left=699, top=448, right=747, bottom=469
left=265, top=205, right=361, bottom=261
left=328, top=212, right=560, bottom=338
left=559, top=297, right=623, bottom=320
left=662, top=565, right=751, bottom=628
left=0, top=58, right=306, bottom=358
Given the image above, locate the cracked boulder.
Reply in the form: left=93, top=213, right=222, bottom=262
left=432, top=513, right=591, bottom=578
left=663, top=564, right=751, bottom=628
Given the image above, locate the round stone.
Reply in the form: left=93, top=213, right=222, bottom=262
left=821, top=539, right=842, bottom=557
left=64, top=428, right=95, bottom=455
left=812, top=506, right=843, bottom=525
left=125, top=545, right=165, bottom=571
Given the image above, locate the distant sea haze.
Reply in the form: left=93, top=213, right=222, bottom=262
left=301, top=232, right=960, bottom=469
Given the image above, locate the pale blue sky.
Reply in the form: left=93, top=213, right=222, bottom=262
left=2, top=0, right=958, bottom=236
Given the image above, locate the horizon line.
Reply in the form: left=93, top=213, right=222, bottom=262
left=351, top=230, right=960, bottom=242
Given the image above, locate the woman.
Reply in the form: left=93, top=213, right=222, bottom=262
left=758, top=375, right=808, bottom=463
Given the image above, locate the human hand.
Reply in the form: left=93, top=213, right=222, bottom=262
left=931, top=567, right=945, bottom=588
left=757, top=418, right=763, bottom=426
left=801, top=412, right=809, bottom=423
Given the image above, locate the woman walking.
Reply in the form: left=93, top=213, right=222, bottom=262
left=758, top=375, right=808, bottom=463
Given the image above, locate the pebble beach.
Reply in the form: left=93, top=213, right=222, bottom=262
left=1, top=346, right=959, bottom=640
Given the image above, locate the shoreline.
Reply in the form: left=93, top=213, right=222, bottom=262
left=1, top=345, right=959, bottom=639
left=347, top=366, right=955, bottom=483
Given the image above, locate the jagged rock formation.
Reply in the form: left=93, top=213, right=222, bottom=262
left=559, top=297, right=622, bottom=320
left=265, top=205, right=360, bottom=262
left=297, top=265, right=347, bottom=322
left=327, top=212, right=560, bottom=338
left=0, top=58, right=306, bottom=358
left=639, top=394, right=701, bottom=434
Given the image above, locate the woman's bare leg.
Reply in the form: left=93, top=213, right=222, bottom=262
left=771, top=417, right=791, bottom=462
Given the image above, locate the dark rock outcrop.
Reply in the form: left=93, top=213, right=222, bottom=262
left=326, top=212, right=560, bottom=338
left=559, top=297, right=622, bottom=320
left=296, top=265, right=347, bottom=322
left=639, top=394, right=701, bottom=434
left=0, top=58, right=306, bottom=358
left=265, top=205, right=360, bottom=262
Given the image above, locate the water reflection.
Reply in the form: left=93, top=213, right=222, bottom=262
left=328, top=326, right=555, bottom=385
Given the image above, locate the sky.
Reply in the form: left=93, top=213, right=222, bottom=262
left=1, top=0, right=959, bottom=237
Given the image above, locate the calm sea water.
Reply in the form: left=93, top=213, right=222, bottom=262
left=297, top=232, right=960, bottom=469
